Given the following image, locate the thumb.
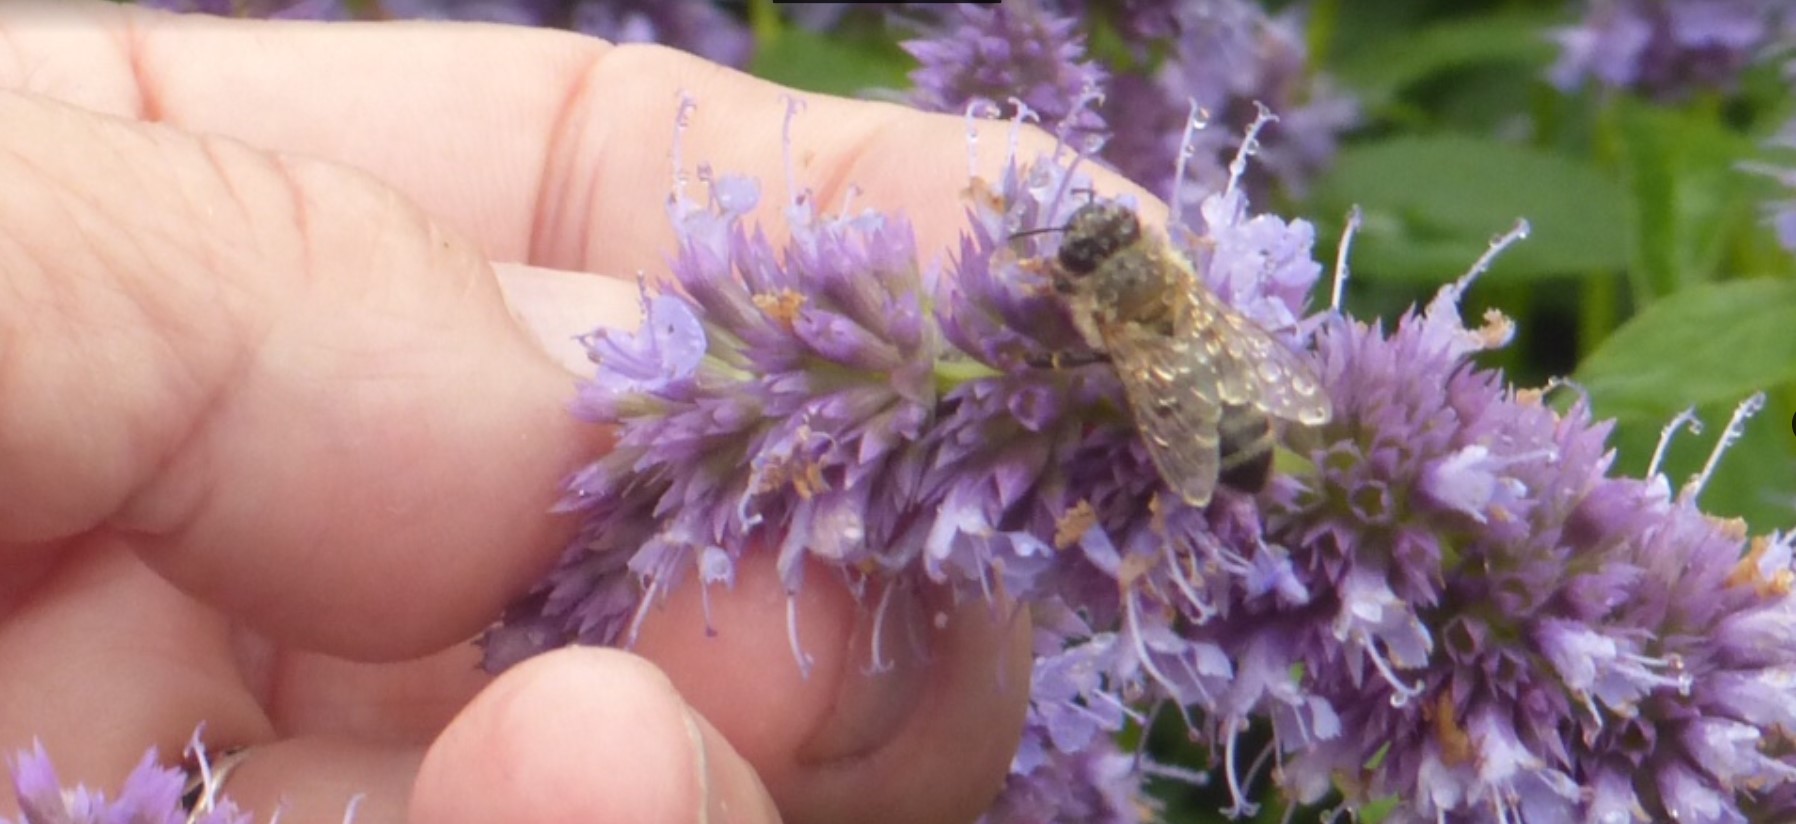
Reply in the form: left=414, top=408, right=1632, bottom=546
left=412, top=648, right=782, bottom=824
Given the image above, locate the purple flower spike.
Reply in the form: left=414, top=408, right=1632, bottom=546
left=486, top=100, right=1796, bottom=822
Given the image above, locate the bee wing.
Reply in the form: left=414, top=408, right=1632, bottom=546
left=1186, top=289, right=1332, bottom=426
left=1102, top=325, right=1225, bottom=506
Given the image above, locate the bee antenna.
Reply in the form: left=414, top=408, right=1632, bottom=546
left=1010, top=224, right=1070, bottom=241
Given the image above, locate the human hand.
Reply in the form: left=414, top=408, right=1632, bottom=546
left=0, top=3, right=1155, bottom=822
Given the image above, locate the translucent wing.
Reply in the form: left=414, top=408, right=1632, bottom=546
left=1181, top=285, right=1332, bottom=426
left=1101, top=324, right=1226, bottom=506
left=1099, top=267, right=1332, bottom=506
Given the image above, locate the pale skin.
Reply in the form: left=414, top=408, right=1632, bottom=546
left=0, top=2, right=1161, bottom=822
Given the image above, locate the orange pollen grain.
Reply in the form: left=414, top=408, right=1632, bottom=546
left=1055, top=500, right=1098, bottom=550
left=1730, top=535, right=1795, bottom=598
left=753, top=289, right=807, bottom=330
left=1431, top=692, right=1475, bottom=766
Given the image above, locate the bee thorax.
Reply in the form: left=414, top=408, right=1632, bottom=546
left=1034, top=198, right=1332, bottom=510
left=1057, top=202, right=1143, bottom=275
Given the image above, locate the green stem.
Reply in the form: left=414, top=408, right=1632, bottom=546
left=934, top=358, right=1003, bottom=395
left=747, top=0, right=781, bottom=44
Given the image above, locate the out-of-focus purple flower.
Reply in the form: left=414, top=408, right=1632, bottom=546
left=570, top=0, right=752, bottom=67
left=137, top=0, right=349, bottom=18
left=1749, top=117, right=1796, bottom=251
left=374, top=1, right=756, bottom=66
left=900, top=0, right=1355, bottom=209
left=374, top=0, right=560, bottom=25
left=137, top=0, right=755, bottom=65
left=1550, top=0, right=1791, bottom=99
left=904, top=4, right=1108, bottom=144
left=1112, top=0, right=1357, bottom=205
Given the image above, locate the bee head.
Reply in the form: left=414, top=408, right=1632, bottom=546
left=1056, top=202, right=1141, bottom=276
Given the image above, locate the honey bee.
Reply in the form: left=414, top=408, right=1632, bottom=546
left=1046, top=201, right=1332, bottom=506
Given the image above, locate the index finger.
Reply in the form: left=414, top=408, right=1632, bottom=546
left=0, top=2, right=1158, bottom=278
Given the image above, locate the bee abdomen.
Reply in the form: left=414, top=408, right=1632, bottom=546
left=1217, top=404, right=1275, bottom=493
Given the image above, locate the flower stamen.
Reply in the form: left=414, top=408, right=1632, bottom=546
left=1352, top=631, right=1424, bottom=707
left=1169, top=99, right=1210, bottom=226
left=1123, top=588, right=1183, bottom=701
left=1648, top=405, right=1702, bottom=481
left=866, top=581, right=897, bottom=674
left=961, top=99, right=1000, bottom=181
left=1329, top=205, right=1362, bottom=315
left=1219, top=715, right=1261, bottom=819
left=787, top=595, right=816, bottom=678
left=1223, top=102, right=1277, bottom=204
left=1680, top=392, right=1766, bottom=503
left=783, top=94, right=805, bottom=199
left=1442, top=219, right=1532, bottom=309
left=671, top=93, right=696, bottom=203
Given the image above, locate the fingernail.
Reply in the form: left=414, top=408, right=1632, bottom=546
left=492, top=263, right=639, bottom=374
left=686, top=707, right=782, bottom=824
left=796, top=581, right=932, bottom=763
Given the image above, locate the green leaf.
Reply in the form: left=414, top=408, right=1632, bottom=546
left=1576, top=279, right=1796, bottom=531
left=1599, top=391, right=1796, bottom=531
left=1308, top=135, right=1628, bottom=282
left=1610, top=100, right=1763, bottom=302
left=749, top=27, right=912, bottom=98
left=1576, top=278, right=1796, bottom=419
left=1333, top=10, right=1561, bottom=111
